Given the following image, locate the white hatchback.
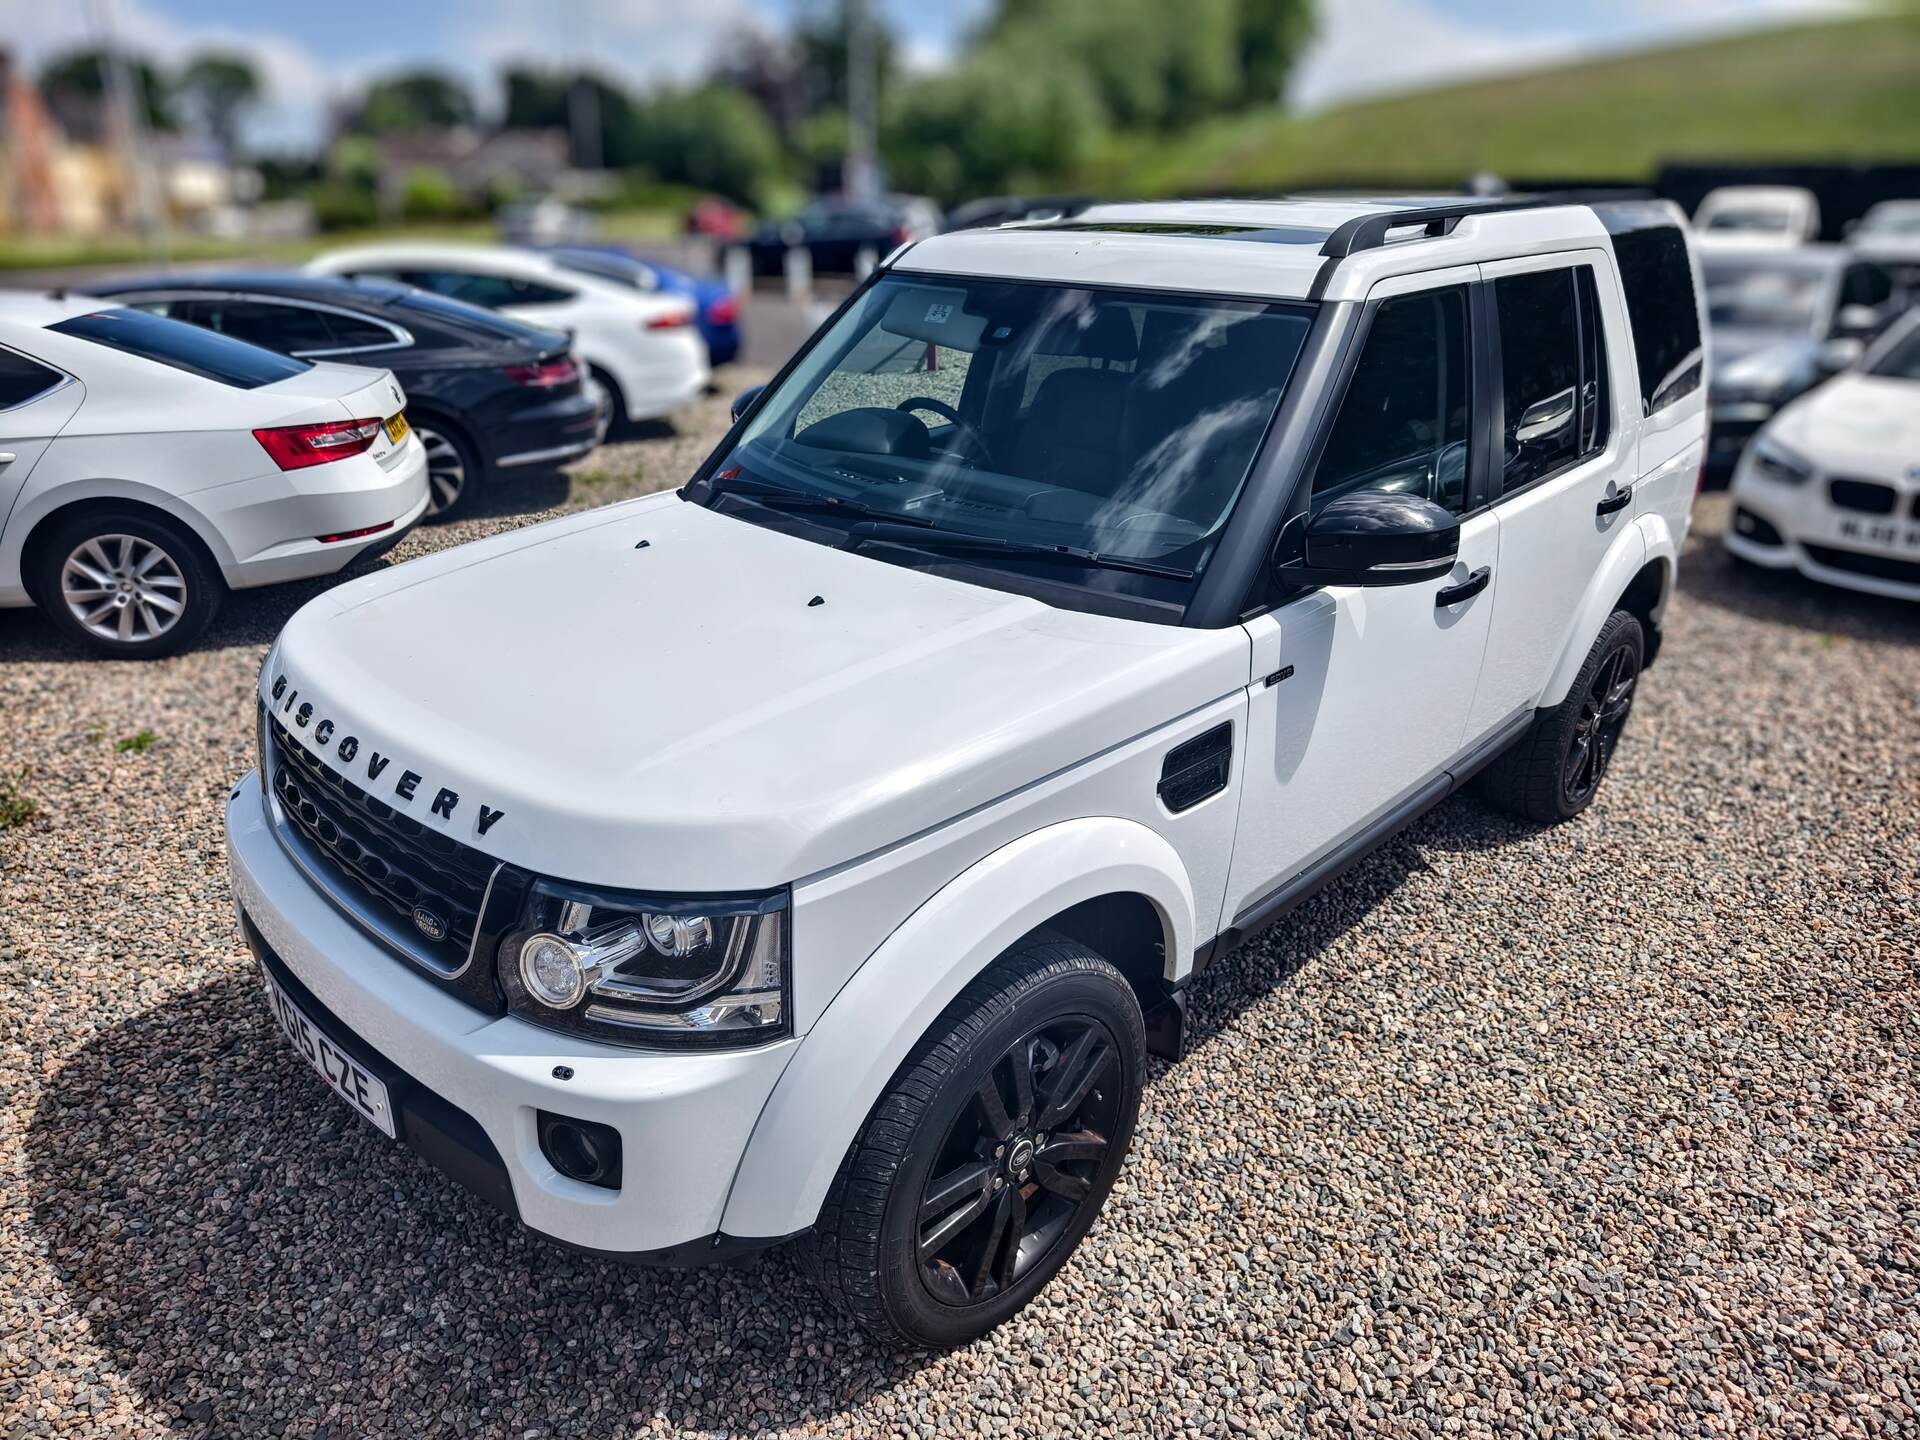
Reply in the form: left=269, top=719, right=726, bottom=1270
left=1726, top=311, right=1920, bottom=602
left=0, top=294, right=428, bottom=657
left=303, top=243, right=709, bottom=426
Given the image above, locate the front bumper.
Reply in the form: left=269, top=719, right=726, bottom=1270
left=1725, top=463, right=1920, bottom=602
left=225, top=780, right=801, bottom=1258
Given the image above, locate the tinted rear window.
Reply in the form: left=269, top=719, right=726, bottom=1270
left=1604, top=223, right=1703, bottom=415
left=48, top=308, right=311, bottom=388
left=393, top=290, right=556, bottom=343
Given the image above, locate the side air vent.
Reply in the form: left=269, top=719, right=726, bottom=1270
left=1158, top=723, right=1233, bottom=813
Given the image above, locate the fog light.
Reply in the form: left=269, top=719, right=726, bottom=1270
left=537, top=1111, right=622, bottom=1190
left=519, top=933, right=586, bottom=1008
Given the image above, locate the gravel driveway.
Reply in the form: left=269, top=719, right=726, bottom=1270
left=1, top=396, right=1915, bottom=1437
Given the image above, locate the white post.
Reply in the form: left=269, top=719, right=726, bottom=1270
left=723, top=244, right=752, bottom=297
left=783, top=245, right=812, bottom=304
left=854, top=245, right=878, bottom=279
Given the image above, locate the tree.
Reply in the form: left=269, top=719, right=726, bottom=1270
left=39, top=48, right=174, bottom=133
left=177, top=52, right=261, bottom=155
left=351, top=69, right=475, bottom=134
left=503, top=66, right=637, bottom=167
left=628, top=86, right=786, bottom=204
left=884, top=59, right=1105, bottom=204
left=792, top=0, right=899, bottom=114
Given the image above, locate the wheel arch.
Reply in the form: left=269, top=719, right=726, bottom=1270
left=15, top=488, right=230, bottom=606
left=721, top=816, right=1194, bottom=1240
left=1539, top=522, right=1662, bottom=708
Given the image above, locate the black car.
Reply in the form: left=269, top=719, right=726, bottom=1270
left=742, top=196, right=942, bottom=276
left=84, top=274, right=605, bottom=519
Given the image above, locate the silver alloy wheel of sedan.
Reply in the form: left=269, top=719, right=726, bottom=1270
left=60, top=533, right=188, bottom=644
left=416, top=424, right=467, bottom=517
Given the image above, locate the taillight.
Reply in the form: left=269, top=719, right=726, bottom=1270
left=645, top=308, right=694, bottom=331
left=706, top=294, right=738, bottom=326
left=253, top=417, right=383, bottom=471
left=505, top=357, right=580, bottom=388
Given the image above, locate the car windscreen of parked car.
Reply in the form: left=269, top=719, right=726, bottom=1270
left=48, top=307, right=313, bottom=388
left=545, top=249, right=659, bottom=290
left=1703, top=258, right=1825, bottom=332
left=717, top=275, right=1312, bottom=586
left=1867, top=323, right=1920, bottom=380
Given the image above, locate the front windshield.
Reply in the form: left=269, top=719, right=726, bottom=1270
left=1703, top=209, right=1791, bottom=235
left=1868, top=324, right=1920, bottom=381
left=714, top=273, right=1313, bottom=590
left=1704, top=259, right=1826, bottom=331
left=1861, top=205, right=1920, bottom=237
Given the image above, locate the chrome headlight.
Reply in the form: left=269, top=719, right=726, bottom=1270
left=499, top=880, right=788, bottom=1048
left=1748, top=437, right=1813, bottom=486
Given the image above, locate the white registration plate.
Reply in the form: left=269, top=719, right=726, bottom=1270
left=1836, top=515, right=1920, bottom=552
left=261, top=971, right=396, bottom=1138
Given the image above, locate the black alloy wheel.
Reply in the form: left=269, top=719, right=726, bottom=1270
left=1564, top=642, right=1638, bottom=808
left=916, top=1016, right=1122, bottom=1307
left=801, top=937, right=1145, bottom=1348
left=1480, top=609, right=1645, bottom=824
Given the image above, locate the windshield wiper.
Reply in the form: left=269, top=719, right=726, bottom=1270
left=700, top=472, right=935, bottom=526
left=844, top=521, right=1196, bottom=581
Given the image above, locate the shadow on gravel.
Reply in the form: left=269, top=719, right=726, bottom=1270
left=27, top=974, right=915, bottom=1436
left=23, top=802, right=1517, bottom=1436
left=1677, top=544, right=1920, bottom=647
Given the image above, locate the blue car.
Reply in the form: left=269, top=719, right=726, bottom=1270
left=540, top=246, right=741, bottom=366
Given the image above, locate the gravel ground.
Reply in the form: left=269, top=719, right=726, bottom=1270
left=1, top=404, right=1916, bottom=1437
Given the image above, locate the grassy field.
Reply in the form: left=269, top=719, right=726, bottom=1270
left=0, top=206, right=683, bottom=275
left=1086, top=15, right=1920, bottom=195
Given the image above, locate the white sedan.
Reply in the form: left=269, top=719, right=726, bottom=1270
left=0, top=294, right=428, bottom=657
left=303, top=243, right=709, bottom=426
left=1726, top=310, right=1920, bottom=602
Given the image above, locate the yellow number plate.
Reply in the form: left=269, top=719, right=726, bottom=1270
left=383, top=412, right=410, bottom=445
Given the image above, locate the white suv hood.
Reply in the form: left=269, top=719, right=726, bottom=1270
left=264, top=493, right=1249, bottom=890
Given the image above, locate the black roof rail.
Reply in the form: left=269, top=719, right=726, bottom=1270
left=1318, top=196, right=1569, bottom=258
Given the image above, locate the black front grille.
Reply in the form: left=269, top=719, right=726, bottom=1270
left=268, top=714, right=495, bottom=969
left=1828, top=478, right=1897, bottom=515
left=1802, top=543, right=1920, bottom=586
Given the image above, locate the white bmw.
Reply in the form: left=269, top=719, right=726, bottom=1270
left=0, top=293, right=428, bottom=657
left=303, top=243, right=709, bottom=427
left=1726, top=310, right=1920, bottom=601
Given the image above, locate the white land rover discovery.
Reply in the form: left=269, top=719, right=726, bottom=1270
left=227, top=196, right=1708, bottom=1348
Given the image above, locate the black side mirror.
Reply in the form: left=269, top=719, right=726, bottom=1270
left=1278, top=491, right=1460, bottom=587
left=731, top=384, right=766, bottom=422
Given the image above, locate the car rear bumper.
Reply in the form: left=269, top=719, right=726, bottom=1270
left=224, top=780, right=801, bottom=1257
left=217, top=439, right=430, bottom=590
left=480, top=387, right=603, bottom=470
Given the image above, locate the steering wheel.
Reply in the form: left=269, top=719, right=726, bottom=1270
left=896, top=396, right=996, bottom=469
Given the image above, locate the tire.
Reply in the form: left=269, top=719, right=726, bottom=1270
left=800, top=935, right=1146, bottom=1349
left=33, top=510, right=221, bottom=659
left=1480, top=610, right=1644, bottom=824
left=585, top=366, right=625, bottom=433
left=413, top=418, right=483, bottom=521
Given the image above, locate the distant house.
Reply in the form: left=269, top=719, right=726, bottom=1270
left=369, top=126, right=573, bottom=211
left=0, top=48, right=122, bottom=237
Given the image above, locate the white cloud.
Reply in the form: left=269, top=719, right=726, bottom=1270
left=1289, top=0, right=1863, bottom=113
left=461, top=0, right=758, bottom=99
left=3, top=0, right=361, bottom=151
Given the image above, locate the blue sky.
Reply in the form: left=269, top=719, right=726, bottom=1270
left=9, top=0, right=1856, bottom=150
